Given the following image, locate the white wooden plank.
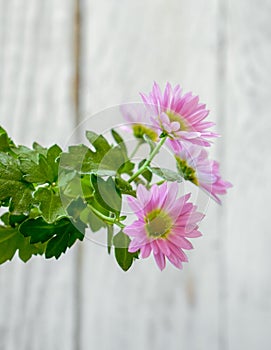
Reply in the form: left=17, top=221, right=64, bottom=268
left=0, top=1, right=77, bottom=349
left=226, top=1, right=271, bottom=349
left=79, top=1, right=222, bottom=349
left=0, top=0, right=75, bottom=147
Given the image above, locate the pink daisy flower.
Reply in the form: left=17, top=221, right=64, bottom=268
left=120, top=104, right=158, bottom=141
left=140, top=82, right=219, bottom=149
left=175, top=144, right=232, bottom=204
left=123, top=182, right=204, bottom=270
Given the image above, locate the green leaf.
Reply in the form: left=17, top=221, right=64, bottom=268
left=0, top=226, right=45, bottom=264
left=60, top=143, right=119, bottom=175
left=18, top=238, right=45, bottom=262
left=113, top=230, right=138, bottom=271
left=0, top=152, right=33, bottom=214
left=9, top=214, right=28, bottom=227
left=44, top=219, right=84, bottom=259
left=1, top=212, right=10, bottom=225
left=20, top=217, right=59, bottom=243
left=34, top=187, right=66, bottom=223
left=0, top=152, right=23, bottom=179
left=46, top=144, right=62, bottom=181
left=80, top=205, right=105, bottom=232
left=111, top=130, right=135, bottom=175
left=0, top=126, right=15, bottom=152
left=86, top=131, right=122, bottom=172
left=11, top=145, right=41, bottom=164
left=118, top=160, right=135, bottom=175
left=59, top=144, right=94, bottom=173
left=60, top=174, right=93, bottom=200
left=87, top=131, right=132, bottom=175
left=67, top=222, right=85, bottom=248
left=138, top=159, right=152, bottom=183
left=0, top=227, right=18, bottom=263
left=58, top=170, right=77, bottom=187
left=115, top=177, right=136, bottom=197
left=86, top=131, right=111, bottom=154
left=111, top=129, right=127, bottom=154
left=148, top=167, right=183, bottom=183
left=45, top=230, right=70, bottom=259
left=15, top=143, right=61, bottom=185
left=80, top=175, right=94, bottom=200
left=32, top=142, right=48, bottom=157
left=20, top=216, right=85, bottom=259
left=66, top=197, right=87, bottom=221
left=91, top=175, right=122, bottom=215
left=19, top=154, right=54, bottom=184
left=60, top=132, right=133, bottom=176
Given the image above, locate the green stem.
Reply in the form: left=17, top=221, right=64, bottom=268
left=89, top=205, right=125, bottom=229
left=130, top=140, right=143, bottom=158
left=128, top=136, right=167, bottom=183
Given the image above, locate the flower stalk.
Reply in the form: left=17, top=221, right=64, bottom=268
left=89, top=204, right=125, bottom=229
left=128, top=136, right=167, bottom=183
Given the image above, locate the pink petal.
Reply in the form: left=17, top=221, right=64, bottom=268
left=139, top=92, right=149, bottom=105
left=168, top=234, right=193, bottom=250
left=167, top=242, right=188, bottom=262
left=140, top=243, right=152, bottom=258
left=169, top=194, right=191, bottom=221
left=154, top=251, right=166, bottom=271
left=160, top=112, right=171, bottom=125
left=156, top=239, right=171, bottom=255
left=128, top=244, right=141, bottom=253
left=161, top=182, right=179, bottom=210
left=167, top=254, right=183, bottom=269
left=123, top=222, right=146, bottom=238
left=137, top=184, right=151, bottom=206
left=186, top=229, right=202, bottom=238
left=171, top=121, right=181, bottom=132
left=163, top=82, right=172, bottom=108
left=150, top=240, right=159, bottom=254
left=127, top=196, right=144, bottom=216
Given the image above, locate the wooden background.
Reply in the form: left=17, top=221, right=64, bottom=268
left=0, top=0, right=270, bottom=349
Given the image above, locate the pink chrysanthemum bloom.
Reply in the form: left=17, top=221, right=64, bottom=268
left=120, top=104, right=158, bottom=141
left=175, top=144, right=232, bottom=204
left=123, top=182, right=204, bottom=270
left=140, top=82, right=219, bottom=150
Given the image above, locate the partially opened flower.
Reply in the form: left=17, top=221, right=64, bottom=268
left=123, top=182, right=203, bottom=270
left=120, top=104, right=158, bottom=141
left=175, top=144, right=232, bottom=204
left=140, top=82, right=219, bottom=149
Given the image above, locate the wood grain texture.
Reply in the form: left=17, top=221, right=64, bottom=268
left=0, top=0, right=75, bottom=146
left=79, top=1, right=222, bottom=349
left=0, top=1, right=77, bottom=350
left=1, top=0, right=271, bottom=349
left=226, top=0, right=271, bottom=349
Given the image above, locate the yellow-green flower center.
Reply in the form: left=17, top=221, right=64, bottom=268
left=145, top=209, right=172, bottom=239
left=132, top=124, right=158, bottom=141
left=176, top=157, right=199, bottom=185
left=166, top=111, right=188, bottom=131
